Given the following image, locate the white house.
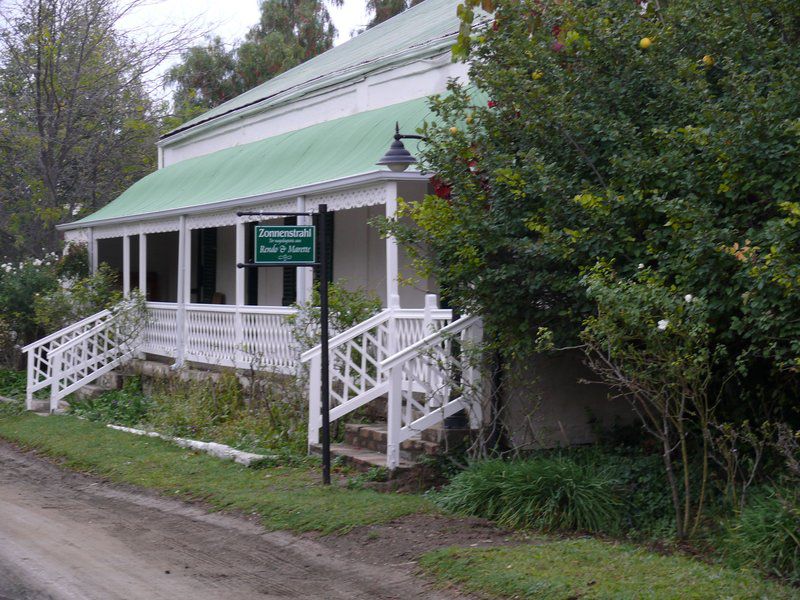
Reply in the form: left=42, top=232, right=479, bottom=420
left=24, top=0, right=490, bottom=470
left=24, top=0, right=630, bottom=468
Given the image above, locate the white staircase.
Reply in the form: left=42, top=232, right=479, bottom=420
left=302, top=295, right=484, bottom=470
left=22, top=305, right=143, bottom=413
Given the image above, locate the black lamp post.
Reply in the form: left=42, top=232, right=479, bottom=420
left=376, top=122, right=426, bottom=172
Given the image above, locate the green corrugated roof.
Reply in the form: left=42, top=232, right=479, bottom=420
left=71, top=96, right=434, bottom=225
left=165, top=0, right=462, bottom=138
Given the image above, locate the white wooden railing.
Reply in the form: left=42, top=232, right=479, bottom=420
left=142, top=303, right=298, bottom=373
left=25, top=302, right=299, bottom=410
left=22, top=310, right=114, bottom=411
left=381, top=315, right=484, bottom=469
left=302, top=294, right=475, bottom=467
left=47, top=308, right=144, bottom=411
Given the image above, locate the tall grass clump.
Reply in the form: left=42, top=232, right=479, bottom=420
left=724, top=487, right=800, bottom=584
left=435, top=457, right=624, bottom=533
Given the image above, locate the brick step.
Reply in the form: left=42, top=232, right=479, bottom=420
left=344, top=422, right=440, bottom=462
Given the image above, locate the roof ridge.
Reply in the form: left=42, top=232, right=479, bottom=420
left=162, top=0, right=462, bottom=140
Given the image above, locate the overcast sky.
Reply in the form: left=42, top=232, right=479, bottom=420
left=121, top=0, right=372, bottom=51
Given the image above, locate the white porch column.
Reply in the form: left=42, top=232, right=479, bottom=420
left=175, top=216, right=188, bottom=366
left=88, top=228, right=97, bottom=274
left=138, top=233, right=147, bottom=297
left=122, top=234, right=131, bottom=297
left=234, top=219, right=245, bottom=365
left=296, top=196, right=312, bottom=305
left=235, top=219, right=245, bottom=306
left=385, top=182, right=400, bottom=308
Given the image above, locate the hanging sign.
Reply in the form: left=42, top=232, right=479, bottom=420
left=253, top=225, right=315, bottom=264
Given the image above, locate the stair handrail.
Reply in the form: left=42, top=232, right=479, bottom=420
left=380, top=314, right=480, bottom=371
left=21, top=309, right=112, bottom=353
left=299, top=308, right=393, bottom=363
left=47, top=304, right=144, bottom=411
left=299, top=306, right=454, bottom=363
left=48, top=312, right=123, bottom=358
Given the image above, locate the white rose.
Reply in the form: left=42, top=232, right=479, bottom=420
left=684, top=294, right=693, bottom=303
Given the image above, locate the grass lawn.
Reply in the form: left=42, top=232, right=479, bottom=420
left=1, top=409, right=794, bottom=598
left=420, top=540, right=796, bottom=599
left=0, top=412, right=429, bottom=534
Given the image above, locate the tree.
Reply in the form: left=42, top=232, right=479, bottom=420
left=364, top=0, right=424, bottom=29
left=165, top=36, right=240, bottom=123
left=383, top=0, right=800, bottom=537
left=167, top=0, right=341, bottom=124
left=0, top=0, right=192, bottom=260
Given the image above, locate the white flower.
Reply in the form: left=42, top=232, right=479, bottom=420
left=638, top=263, right=645, bottom=270
left=657, top=319, right=669, bottom=331
left=32, top=258, right=42, bottom=266
left=684, top=294, right=693, bottom=303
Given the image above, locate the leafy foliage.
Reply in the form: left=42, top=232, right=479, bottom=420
left=385, top=0, right=800, bottom=539
left=33, top=264, right=121, bottom=334
left=0, top=370, right=26, bottom=401
left=69, top=377, right=153, bottom=427
left=0, top=254, right=60, bottom=363
left=393, top=0, right=800, bottom=401
left=289, top=280, right=382, bottom=353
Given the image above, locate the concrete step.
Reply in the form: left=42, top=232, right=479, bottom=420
left=72, top=384, right=106, bottom=402
left=95, top=371, right=123, bottom=391
left=344, top=421, right=441, bottom=462
left=310, top=442, right=415, bottom=472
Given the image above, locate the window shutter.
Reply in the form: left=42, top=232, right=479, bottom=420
left=282, top=217, right=297, bottom=306
left=312, top=212, right=334, bottom=285
left=198, top=228, right=217, bottom=303
left=246, top=222, right=258, bottom=305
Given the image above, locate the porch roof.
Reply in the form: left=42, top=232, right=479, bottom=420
left=63, top=96, right=433, bottom=229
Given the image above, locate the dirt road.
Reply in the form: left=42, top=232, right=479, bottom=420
left=0, top=442, right=465, bottom=600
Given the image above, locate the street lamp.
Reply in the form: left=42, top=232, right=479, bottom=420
left=376, top=122, right=426, bottom=172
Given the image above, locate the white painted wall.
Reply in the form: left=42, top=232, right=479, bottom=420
left=257, top=264, right=284, bottom=306
left=63, top=228, right=89, bottom=248
left=160, top=53, right=469, bottom=167
left=504, top=351, right=635, bottom=448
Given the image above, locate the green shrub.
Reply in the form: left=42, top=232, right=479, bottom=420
left=724, top=487, right=800, bottom=583
left=570, top=448, right=677, bottom=538
left=435, top=457, right=624, bottom=534
left=68, top=377, right=152, bottom=427
left=0, top=369, right=26, bottom=400
left=33, top=264, right=120, bottom=334
left=0, top=370, right=25, bottom=417
left=0, top=255, right=61, bottom=364
left=289, top=280, right=381, bottom=352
